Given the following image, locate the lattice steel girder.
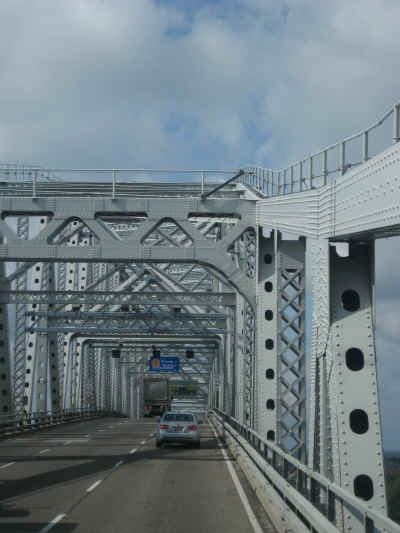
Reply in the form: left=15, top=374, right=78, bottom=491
left=328, top=242, right=387, bottom=523
left=26, top=311, right=228, bottom=321
left=256, top=142, right=400, bottom=240
left=0, top=197, right=256, bottom=306
left=80, top=335, right=220, bottom=346
left=233, top=294, right=245, bottom=423
left=30, top=327, right=226, bottom=336
left=1, top=290, right=235, bottom=307
left=255, top=230, right=306, bottom=460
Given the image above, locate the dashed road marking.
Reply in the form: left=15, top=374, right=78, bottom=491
left=39, top=448, right=51, bottom=454
left=0, top=462, right=15, bottom=469
left=86, top=479, right=103, bottom=493
left=140, top=440, right=146, bottom=445
left=114, top=460, right=124, bottom=468
left=129, top=448, right=137, bottom=454
left=39, top=513, right=66, bottom=533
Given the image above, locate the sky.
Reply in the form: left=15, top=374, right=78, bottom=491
left=0, top=0, right=399, bottom=448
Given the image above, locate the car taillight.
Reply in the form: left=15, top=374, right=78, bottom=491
left=160, top=424, right=169, bottom=430
left=187, top=425, right=197, bottom=431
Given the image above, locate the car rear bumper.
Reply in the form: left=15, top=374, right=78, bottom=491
left=157, top=433, right=200, bottom=444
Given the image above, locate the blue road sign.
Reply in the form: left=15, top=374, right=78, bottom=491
left=149, top=356, right=179, bottom=373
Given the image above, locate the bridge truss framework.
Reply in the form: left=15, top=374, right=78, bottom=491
left=1, top=103, right=400, bottom=532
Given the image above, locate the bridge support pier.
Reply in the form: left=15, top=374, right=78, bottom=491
left=310, top=239, right=387, bottom=527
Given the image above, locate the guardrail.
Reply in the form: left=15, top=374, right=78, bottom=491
left=0, top=167, right=238, bottom=199
left=0, top=408, right=121, bottom=438
left=210, top=409, right=400, bottom=533
left=242, top=101, right=400, bottom=196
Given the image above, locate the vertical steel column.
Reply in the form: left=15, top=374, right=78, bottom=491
left=13, top=216, right=29, bottom=414
left=256, top=228, right=279, bottom=440
left=83, top=343, right=96, bottom=410
left=103, top=353, right=111, bottom=410
left=278, top=237, right=306, bottom=461
left=0, top=263, right=12, bottom=416
left=26, top=217, right=48, bottom=412
left=329, top=242, right=387, bottom=524
left=116, top=362, right=122, bottom=413
left=56, top=261, right=66, bottom=408
left=243, top=301, right=255, bottom=426
left=47, top=264, right=61, bottom=413
left=234, top=295, right=245, bottom=423
left=309, top=239, right=332, bottom=482
left=256, top=229, right=306, bottom=459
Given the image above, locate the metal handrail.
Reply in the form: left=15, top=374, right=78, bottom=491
left=243, top=100, right=400, bottom=196
left=0, top=408, right=119, bottom=437
left=211, top=408, right=400, bottom=533
left=0, top=167, right=241, bottom=199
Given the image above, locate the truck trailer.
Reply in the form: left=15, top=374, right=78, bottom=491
left=143, top=377, right=170, bottom=416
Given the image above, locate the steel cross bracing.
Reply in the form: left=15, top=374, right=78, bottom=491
left=1, top=101, right=400, bottom=533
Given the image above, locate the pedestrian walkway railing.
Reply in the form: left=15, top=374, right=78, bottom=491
left=242, top=100, right=400, bottom=197
left=210, top=409, right=400, bottom=533
left=0, top=408, right=121, bottom=438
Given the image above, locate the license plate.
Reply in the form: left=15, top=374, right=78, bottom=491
left=172, top=426, right=183, bottom=432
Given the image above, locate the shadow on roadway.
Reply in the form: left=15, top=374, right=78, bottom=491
left=0, top=437, right=232, bottom=515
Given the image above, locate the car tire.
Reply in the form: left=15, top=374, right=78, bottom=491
left=194, top=441, right=200, bottom=449
left=156, top=440, right=162, bottom=448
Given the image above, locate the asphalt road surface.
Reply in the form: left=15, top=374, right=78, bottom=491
left=0, top=417, right=275, bottom=533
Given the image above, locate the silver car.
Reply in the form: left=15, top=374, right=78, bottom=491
left=155, top=412, right=200, bottom=448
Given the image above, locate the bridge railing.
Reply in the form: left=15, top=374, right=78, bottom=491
left=243, top=101, right=400, bottom=196
left=0, top=408, right=120, bottom=438
left=211, top=408, right=400, bottom=533
left=0, top=167, right=238, bottom=198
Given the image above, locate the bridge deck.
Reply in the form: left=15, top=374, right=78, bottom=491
left=0, top=418, right=274, bottom=533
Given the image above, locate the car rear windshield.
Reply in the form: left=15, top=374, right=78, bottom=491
left=163, top=414, right=194, bottom=422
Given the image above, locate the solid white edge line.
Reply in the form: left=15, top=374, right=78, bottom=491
left=210, top=425, right=263, bottom=533
left=0, top=462, right=15, bottom=469
left=114, top=460, right=124, bottom=468
left=129, top=448, right=137, bottom=454
left=39, top=513, right=66, bottom=533
left=86, top=479, right=103, bottom=493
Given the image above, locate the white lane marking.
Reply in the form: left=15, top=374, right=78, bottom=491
left=114, top=460, right=124, bottom=468
left=0, top=462, right=15, bottom=469
left=210, top=425, right=263, bottom=533
left=97, top=429, right=105, bottom=432
left=39, top=513, right=66, bottom=533
left=140, top=440, right=146, bottom=445
left=129, top=448, right=137, bottom=454
left=86, top=479, right=103, bottom=493
left=39, top=448, right=51, bottom=454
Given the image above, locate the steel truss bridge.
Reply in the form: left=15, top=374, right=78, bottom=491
left=1, top=103, right=400, bottom=533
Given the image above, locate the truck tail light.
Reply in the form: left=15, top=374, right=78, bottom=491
left=160, top=424, right=169, bottom=430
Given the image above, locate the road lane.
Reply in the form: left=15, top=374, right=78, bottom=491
left=0, top=417, right=155, bottom=532
left=63, top=423, right=268, bottom=533
left=0, top=418, right=274, bottom=533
